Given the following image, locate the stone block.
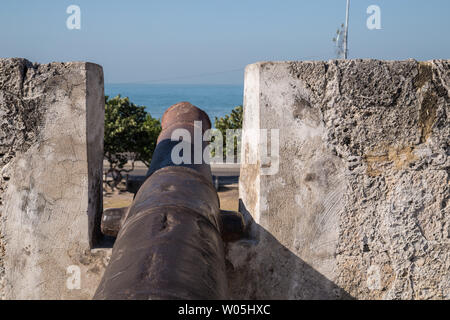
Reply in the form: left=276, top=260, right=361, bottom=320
left=228, top=60, right=450, bottom=299
left=0, top=58, right=108, bottom=299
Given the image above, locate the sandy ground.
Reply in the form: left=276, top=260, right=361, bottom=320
left=103, top=184, right=239, bottom=212
left=216, top=184, right=239, bottom=212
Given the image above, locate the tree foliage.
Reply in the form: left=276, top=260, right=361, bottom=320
left=104, top=95, right=161, bottom=189
left=214, top=105, right=243, bottom=160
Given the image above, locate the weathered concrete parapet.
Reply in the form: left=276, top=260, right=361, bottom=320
left=0, top=58, right=107, bottom=299
left=229, top=60, right=449, bottom=299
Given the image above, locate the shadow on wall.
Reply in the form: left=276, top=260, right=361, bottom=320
left=225, top=200, right=354, bottom=300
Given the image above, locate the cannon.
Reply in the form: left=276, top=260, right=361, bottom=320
left=94, top=102, right=245, bottom=300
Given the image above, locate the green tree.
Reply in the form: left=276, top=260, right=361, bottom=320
left=214, top=105, right=243, bottom=160
left=104, top=95, right=161, bottom=189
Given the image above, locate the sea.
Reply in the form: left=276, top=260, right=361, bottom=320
left=105, top=84, right=244, bottom=125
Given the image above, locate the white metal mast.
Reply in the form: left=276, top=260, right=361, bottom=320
left=344, top=0, right=350, bottom=59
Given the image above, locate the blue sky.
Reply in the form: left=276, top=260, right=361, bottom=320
left=1, top=0, right=449, bottom=84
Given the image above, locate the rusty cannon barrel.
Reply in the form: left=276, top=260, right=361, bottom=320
left=94, top=102, right=229, bottom=300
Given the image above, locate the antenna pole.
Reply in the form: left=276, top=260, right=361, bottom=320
left=344, top=0, right=350, bottom=59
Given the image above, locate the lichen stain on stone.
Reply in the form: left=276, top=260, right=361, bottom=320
left=292, top=96, right=321, bottom=126
left=412, top=62, right=438, bottom=144
left=364, top=145, right=417, bottom=177
left=418, top=91, right=438, bottom=143
left=413, top=62, right=433, bottom=90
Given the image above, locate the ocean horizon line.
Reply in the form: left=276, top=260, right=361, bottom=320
left=104, top=83, right=244, bottom=121
left=106, top=82, right=243, bottom=87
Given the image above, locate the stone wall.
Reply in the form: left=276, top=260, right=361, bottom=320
left=228, top=60, right=449, bottom=299
left=0, top=58, right=108, bottom=299
left=1, top=58, right=448, bottom=300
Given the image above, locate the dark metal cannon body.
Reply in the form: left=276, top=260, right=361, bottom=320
left=94, top=102, right=244, bottom=300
